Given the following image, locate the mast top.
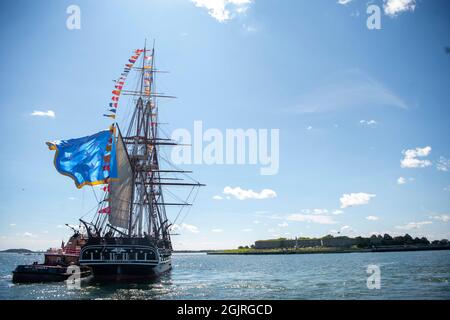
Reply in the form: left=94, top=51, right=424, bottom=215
left=93, top=42, right=203, bottom=241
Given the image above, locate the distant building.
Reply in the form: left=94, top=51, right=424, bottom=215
left=254, top=237, right=358, bottom=249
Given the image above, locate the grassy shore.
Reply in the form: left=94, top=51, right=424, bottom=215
left=207, top=245, right=450, bottom=255
left=208, top=247, right=367, bottom=255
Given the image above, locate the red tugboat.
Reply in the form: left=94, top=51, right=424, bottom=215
left=12, top=230, right=91, bottom=283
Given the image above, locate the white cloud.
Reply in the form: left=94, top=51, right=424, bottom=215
left=312, top=208, right=328, bottom=215
left=359, top=120, right=378, bottom=127
left=436, top=157, right=450, bottom=172
left=23, top=232, right=34, bottom=238
left=212, top=195, right=223, bottom=200
left=384, top=0, right=416, bottom=17
left=253, top=220, right=260, bottom=224
left=397, top=177, right=406, bottom=185
left=395, top=221, right=432, bottom=230
left=430, top=215, right=450, bottom=223
left=211, top=228, right=223, bottom=233
left=307, top=126, right=313, bottom=130
left=366, top=215, right=380, bottom=221
left=68, top=197, right=77, bottom=200
left=278, top=222, right=289, bottom=228
left=223, top=186, right=277, bottom=200
left=243, top=24, right=257, bottom=32
left=340, top=225, right=354, bottom=232
left=30, top=110, right=55, bottom=118
left=236, top=6, right=249, bottom=14
left=191, top=0, right=253, bottom=22
left=338, top=0, right=353, bottom=4
left=332, top=210, right=344, bottom=215
left=286, top=214, right=337, bottom=225
left=10, top=223, right=16, bottom=227
left=171, top=223, right=199, bottom=234
left=242, top=228, right=253, bottom=232
left=401, top=146, right=432, bottom=168
left=289, top=70, right=407, bottom=114
left=340, top=193, right=376, bottom=209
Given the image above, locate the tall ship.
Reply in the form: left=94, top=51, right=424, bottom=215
left=46, top=42, right=203, bottom=281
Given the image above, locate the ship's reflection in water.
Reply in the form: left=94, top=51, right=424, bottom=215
left=84, top=271, right=174, bottom=300
left=1, top=252, right=450, bottom=300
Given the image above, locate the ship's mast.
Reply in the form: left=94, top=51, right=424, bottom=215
left=120, top=41, right=204, bottom=246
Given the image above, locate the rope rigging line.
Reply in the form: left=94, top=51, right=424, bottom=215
left=79, top=203, right=102, bottom=220
left=90, top=185, right=100, bottom=204
left=158, top=152, right=201, bottom=184
left=171, top=186, right=195, bottom=226
left=178, top=186, right=200, bottom=226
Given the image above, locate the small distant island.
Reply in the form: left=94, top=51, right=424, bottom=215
left=0, top=248, right=35, bottom=254
left=209, top=233, right=450, bottom=255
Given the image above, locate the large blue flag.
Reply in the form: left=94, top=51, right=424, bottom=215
left=46, top=129, right=118, bottom=188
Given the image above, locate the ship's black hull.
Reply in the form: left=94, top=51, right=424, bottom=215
left=79, top=240, right=172, bottom=282
left=88, top=260, right=171, bottom=282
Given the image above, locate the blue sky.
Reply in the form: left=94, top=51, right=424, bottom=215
left=0, top=0, right=449, bottom=250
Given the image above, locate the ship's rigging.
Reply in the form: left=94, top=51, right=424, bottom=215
left=80, top=42, right=204, bottom=247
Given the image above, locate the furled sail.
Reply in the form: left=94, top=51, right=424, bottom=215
left=108, top=131, right=133, bottom=229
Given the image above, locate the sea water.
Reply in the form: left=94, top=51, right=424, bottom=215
left=0, top=251, right=449, bottom=300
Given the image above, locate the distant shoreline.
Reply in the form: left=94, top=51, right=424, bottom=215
left=0, top=249, right=38, bottom=254
left=3, top=246, right=449, bottom=256
left=207, top=245, right=450, bottom=255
